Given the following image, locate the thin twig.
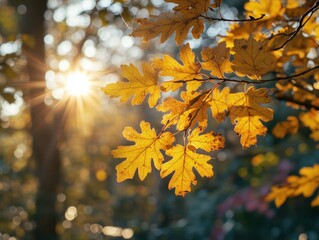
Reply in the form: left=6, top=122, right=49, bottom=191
left=200, top=14, right=265, bottom=22
left=275, top=95, right=319, bottom=110
left=166, top=66, right=319, bottom=85
left=272, top=0, right=319, bottom=50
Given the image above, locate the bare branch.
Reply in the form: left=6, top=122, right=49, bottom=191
left=201, top=14, right=265, bottom=22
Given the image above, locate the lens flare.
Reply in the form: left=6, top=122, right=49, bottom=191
left=65, top=71, right=90, bottom=96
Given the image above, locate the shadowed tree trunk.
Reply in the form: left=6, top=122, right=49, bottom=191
left=23, top=1, right=62, bottom=239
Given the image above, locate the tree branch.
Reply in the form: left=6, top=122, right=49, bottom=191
left=167, top=66, right=319, bottom=85
left=201, top=14, right=265, bottom=22
left=275, top=95, right=319, bottom=110
left=272, top=0, right=319, bottom=50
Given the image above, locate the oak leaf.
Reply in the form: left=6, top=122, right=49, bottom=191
left=166, top=0, right=211, bottom=15
left=131, top=0, right=210, bottom=46
left=311, top=194, right=319, bottom=207
left=113, top=121, right=174, bottom=182
left=154, top=43, right=202, bottom=92
left=160, top=144, right=213, bottom=196
left=300, top=109, right=319, bottom=141
left=265, top=186, right=290, bottom=207
left=231, top=36, right=275, bottom=80
left=158, top=91, right=210, bottom=131
left=229, top=87, right=274, bottom=148
left=272, top=116, right=299, bottom=138
left=244, top=0, right=282, bottom=19
left=157, top=96, right=187, bottom=129
left=102, top=63, right=161, bottom=108
left=188, top=128, right=225, bottom=152
left=209, top=87, right=230, bottom=123
left=266, top=164, right=319, bottom=207
left=201, top=42, right=232, bottom=78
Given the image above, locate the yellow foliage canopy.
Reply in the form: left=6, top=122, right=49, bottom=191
left=102, top=0, right=319, bottom=198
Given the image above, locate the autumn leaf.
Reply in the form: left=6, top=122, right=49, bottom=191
left=231, top=36, right=275, bottom=80
left=154, top=43, right=202, bottom=92
left=158, top=91, right=210, bottom=131
left=244, top=0, right=283, bottom=19
left=311, top=194, right=319, bottom=207
left=166, top=0, right=211, bottom=15
left=300, top=109, right=319, bottom=141
left=229, top=87, right=274, bottom=148
left=209, top=87, right=230, bottom=123
left=267, top=164, right=319, bottom=207
left=272, top=116, right=299, bottom=138
left=265, top=186, right=290, bottom=207
left=113, top=121, right=174, bottom=182
left=157, top=96, right=187, bottom=129
left=160, top=144, right=213, bottom=196
left=201, top=42, right=232, bottom=78
left=188, top=128, right=225, bottom=152
left=178, top=91, right=211, bottom=131
left=131, top=0, right=209, bottom=46
left=102, top=63, right=161, bottom=108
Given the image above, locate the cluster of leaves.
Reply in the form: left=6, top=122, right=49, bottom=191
left=102, top=0, right=319, bottom=198
left=266, top=164, right=319, bottom=207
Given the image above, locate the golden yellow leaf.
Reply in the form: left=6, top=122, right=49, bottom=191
left=160, top=144, right=213, bottom=196
left=157, top=97, right=187, bottom=129
left=188, top=127, right=225, bottom=152
left=113, top=121, right=174, bottom=182
left=296, top=181, right=318, bottom=197
left=311, top=194, right=319, bottom=207
left=300, top=109, right=319, bottom=141
left=267, top=164, right=319, bottom=207
left=272, top=116, right=299, bottom=138
left=231, top=36, right=275, bottom=80
left=158, top=91, right=211, bottom=131
left=229, top=87, right=274, bottom=148
left=131, top=0, right=209, bottom=46
left=265, top=186, right=289, bottom=207
left=154, top=43, right=202, bottom=92
left=209, top=87, right=230, bottom=123
left=201, top=42, right=232, bottom=78
left=178, top=91, right=211, bottom=131
left=102, top=63, right=161, bottom=108
left=300, top=164, right=319, bottom=178
left=244, top=0, right=282, bottom=19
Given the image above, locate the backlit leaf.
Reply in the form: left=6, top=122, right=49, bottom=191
left=300, top=109, right=319, bottom=141
left=113, top=121, right=174, bottom=182
left=188, top=127, right=225, bottom=152
left=229, top=87, right=274, bottom=148
left=154, top=43, right=202, bottom=92
left=209, top=87, right=230, bottom=123
left=231, top=36, right=275, bottom=80
left=160, top=144, right=213, bottom=196
left=272, top=116, right=299, bottom=138
left=201, top=42, right=232, bottom=78
left=102, top=63, right=161, bottom=108
left=244, top=0, right=282, bottom=19
left=131, top=0, right=210, bottom=45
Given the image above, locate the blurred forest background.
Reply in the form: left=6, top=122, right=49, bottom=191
left=0, top=0, right=319, bottom=239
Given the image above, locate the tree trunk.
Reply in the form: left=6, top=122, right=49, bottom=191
left=24, top=1, right=62, bottom=239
